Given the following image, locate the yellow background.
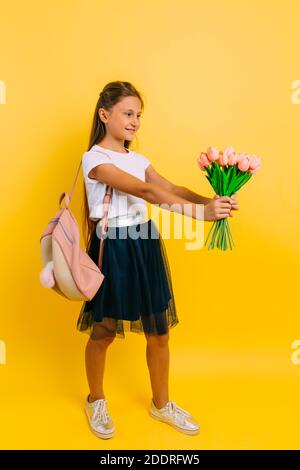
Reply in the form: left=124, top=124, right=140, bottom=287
left=1, top=0, right=300, bottom=450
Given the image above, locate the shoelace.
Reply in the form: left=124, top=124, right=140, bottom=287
left=164, top=401, right=192, bottom=423
left=92, top=399, right=110, bottom=424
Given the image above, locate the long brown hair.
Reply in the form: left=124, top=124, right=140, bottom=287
left=82, top=81, right=145, bottom=248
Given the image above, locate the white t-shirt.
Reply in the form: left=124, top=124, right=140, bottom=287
left=82, top=144, right=151, bottom=221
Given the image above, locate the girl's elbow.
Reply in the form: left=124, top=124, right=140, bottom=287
left=140, top=182, right=156, bottom=203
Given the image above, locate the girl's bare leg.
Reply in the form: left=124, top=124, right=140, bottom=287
left=145, top=333, right=170, bottom=409
left=85, top=320, right=116, bottom=402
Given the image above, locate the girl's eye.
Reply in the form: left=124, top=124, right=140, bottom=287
left=126, top=113, right=141, bottom=117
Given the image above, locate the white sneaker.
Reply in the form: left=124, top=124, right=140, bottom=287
left=149, top=399, right=200, bottom=435
left=84, top=395, right=115, bottom=439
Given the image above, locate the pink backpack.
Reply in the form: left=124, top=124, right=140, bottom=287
left=39, top=151, right=112, bottom=301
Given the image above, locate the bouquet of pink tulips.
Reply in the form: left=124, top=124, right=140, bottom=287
left=197, top=146, right=261, bottom=251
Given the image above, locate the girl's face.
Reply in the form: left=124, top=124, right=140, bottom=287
left=99, top=96, right=142, bottom=142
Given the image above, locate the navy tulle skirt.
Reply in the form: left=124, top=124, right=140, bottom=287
left=76, top=219, right=179, bottom=339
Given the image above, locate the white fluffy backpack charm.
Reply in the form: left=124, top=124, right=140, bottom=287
left=39, top=260, right=55, bottom=288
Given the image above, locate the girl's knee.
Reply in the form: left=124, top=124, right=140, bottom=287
left=145, top=332, right=169, bottom=347
left=103, top=334, right=116, bottom=345
left=90, top=327, right=117, bottom=344
left=89, top=334, right=116, bottom=345
left=90, top=319, right=117, bottom=343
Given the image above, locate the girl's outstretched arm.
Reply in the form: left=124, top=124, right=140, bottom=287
left=88, top=163, right=232, bottom=222
left=145, top=165, right=211, bottom=205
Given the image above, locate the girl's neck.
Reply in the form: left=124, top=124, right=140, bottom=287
left=96, top=139, right=129, bottom=154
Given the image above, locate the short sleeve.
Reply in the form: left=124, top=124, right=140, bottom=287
left=82, top=150, right=113, bottom=181
left=138, top=153, right=151, bottom=170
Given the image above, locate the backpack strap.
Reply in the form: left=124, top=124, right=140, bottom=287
left=90, top=150, right=114, bottom=269
left=68, top=147, right=114, bottom=203
left=68, top=147, right=122, bottom=270
left=97, top=185, right=113, bottom=269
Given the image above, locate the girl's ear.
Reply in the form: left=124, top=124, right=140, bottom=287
left=99, top=107, right=109, bottom=124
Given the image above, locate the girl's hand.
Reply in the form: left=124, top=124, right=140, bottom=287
left=228, top=193, right=239, bottom=217
left=204, top=194, right=233, bottom=221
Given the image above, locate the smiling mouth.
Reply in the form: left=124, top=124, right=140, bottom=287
left=126, top=129, right=135, bottom=132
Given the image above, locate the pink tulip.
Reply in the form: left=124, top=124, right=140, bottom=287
left=248, top=167, right=260, bottom=174
left=217, top=151, right=229, bottom=166
left=238, top=157, right=250, bottom=172
left=206, top=146, right=219, bottom=162
left=228, top=152, right=237, bottom=165
left=248, top=155, right=261, bottom=171
left=197, top=152, right=210, bottom=170
left=223, top=146, right=234, bottom=159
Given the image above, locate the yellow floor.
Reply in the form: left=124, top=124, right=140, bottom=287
left=0, top=330, right=299, bottom=450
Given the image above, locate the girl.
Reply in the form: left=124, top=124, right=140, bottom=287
left=77, top=81, right=239, bottom=440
